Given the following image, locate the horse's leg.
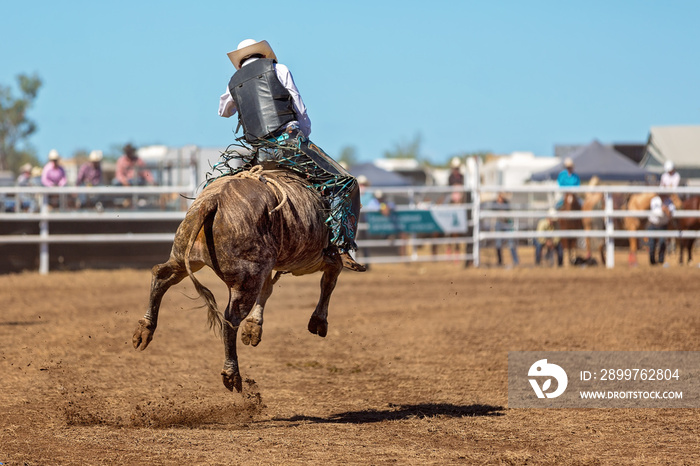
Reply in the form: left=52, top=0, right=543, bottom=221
left=221, top=282, right=261, bottom=393
left=624, top=216, right=639, bottom=266
left=628, top=236, right=638, bottom=266
left=690, top=239, right=695, bottom=264
left=133, top=259, right=195, bottom=350
left=563, top=239, right=574, bottom=265
left=599, top=243, right=606, bottom=266
left=584, top=237, right=592, bottom=259
left=582, top=219, right=593, bottom=259
left=241, top=271, right=283, bottom=347
left=308, top=261, right=343, bottom=338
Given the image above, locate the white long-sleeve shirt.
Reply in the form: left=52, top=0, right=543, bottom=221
left=648, top=195, right=674, bottom=226
left=659, top=171, right=680, bottom=188
left=218, top=58, right=312, bottom=137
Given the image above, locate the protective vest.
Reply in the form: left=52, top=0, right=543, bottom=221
left=228, top=59, right=297, bottom=142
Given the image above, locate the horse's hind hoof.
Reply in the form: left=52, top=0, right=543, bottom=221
left=241, top=320, right=263, bottom=347
left=222, top=371, right=243, bottom=393
left=308, top=316, right=328, bottom=337
left=132, top=319, right=156, bottom=351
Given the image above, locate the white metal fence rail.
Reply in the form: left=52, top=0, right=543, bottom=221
left=1, top=185, right=194, bottom=274
left=477, top=184, right=700, bottom=268
left=2, top=167, right=700, bottom=272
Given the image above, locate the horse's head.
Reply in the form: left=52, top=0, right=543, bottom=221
left=562, top=193, right=581, bottom=211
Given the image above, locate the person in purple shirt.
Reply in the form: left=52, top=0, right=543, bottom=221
left=77, top=150, right=104, bottom=187
left=41, top=149, right=67, bottom=187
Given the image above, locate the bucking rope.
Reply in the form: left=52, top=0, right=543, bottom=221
left=232, top=165, right=288, bottom=215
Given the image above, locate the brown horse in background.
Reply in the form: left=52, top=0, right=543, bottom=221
left=678, top=195, right=700, bottom=264
left=559, top=193, right=583, bottom=264
left=581, top=176, right=605, bottom=265
left=624, top=192, right=682, bottom=266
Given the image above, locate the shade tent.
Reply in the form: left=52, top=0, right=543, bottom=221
left=349, top=162, right=413, bottom=187
left=530, top=140, right=653, bottom=182
left=640, top=125, right=700, bottom=179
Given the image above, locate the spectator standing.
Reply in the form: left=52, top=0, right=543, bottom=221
left=557, top=157, right=581, bottom=188
left=492, top=192, right=519, bottom=267
left=357, top=175, right=374, bottom=208
left=41, top=149, right=67, bottom=187
left=113, top=144, right=154, bottom=186
left=535, top=209, right=564, bottom=267
left=659, top=160, right=680, bottom=189
left=447, top=157, right=465, bottom=204
left=647, top=194, right=675, bottom=266
left=556, top=157, right=581, bottom=209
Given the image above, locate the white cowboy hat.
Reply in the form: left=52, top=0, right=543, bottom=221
left=563, top=157, right=574, bottom=168
left=356, top=175, right=369, bottom=185
left=450, top=157, right=462, bottom=169
left=227, top=39, right=277, bottom=70
left=664, top=160, right=674, bottom=172
left=89, top=150, right=103, bottom=162
left=48, top=149, right=60, bottom=161
left=20, top=163, right=32, bottom=172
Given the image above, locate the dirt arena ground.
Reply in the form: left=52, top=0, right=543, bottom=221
left=1, top=256, right=699, bottom=464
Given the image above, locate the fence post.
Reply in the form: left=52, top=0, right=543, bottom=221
left=39, top=194, right=50, bottom=275
left=470, top=157, right=481, bottom=267
left=604, top=191, right=615, bottom=269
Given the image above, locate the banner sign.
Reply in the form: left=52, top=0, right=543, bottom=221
left=509, top=351, right=700, bottom=408
left=365, top=208, right=468, bottom=235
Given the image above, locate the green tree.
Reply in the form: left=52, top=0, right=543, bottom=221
left=444, top=151, right=492, bottom=167
left=338, top=145, right=358, bottom=167
left=383, top=133, right=423, bottom=160
left=0, top=73, right=42, bottom=172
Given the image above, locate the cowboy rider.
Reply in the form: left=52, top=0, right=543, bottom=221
left=218, top=39, right=365, bottom=271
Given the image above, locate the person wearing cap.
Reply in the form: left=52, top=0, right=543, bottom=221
left=659, top=160, right=680, bottom=189
left=113, top=144, right=154, bottom=186
left=218, top=39, right=364, bottom=271
left=41, top=149, right=67, bottom=187
left=77, top=150, right=104, bottom=187
left=535, top=208, right=563, bottom=267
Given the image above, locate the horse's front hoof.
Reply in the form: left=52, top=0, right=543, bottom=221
left=308, top=315, right=328, bottom=337
left=241, top=320, right=263, bottom=347
left=222, top=370, right=243, bottom=393
left=132, top=319, right=156, bottom=351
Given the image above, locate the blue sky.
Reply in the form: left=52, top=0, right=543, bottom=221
left=2, top=1, right=699, bottom=164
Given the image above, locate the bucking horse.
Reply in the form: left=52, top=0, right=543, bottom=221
left=132, top=165, right=347, bottom=393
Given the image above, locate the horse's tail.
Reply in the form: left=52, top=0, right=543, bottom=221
left=184, top=195, right=224, bottom=335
